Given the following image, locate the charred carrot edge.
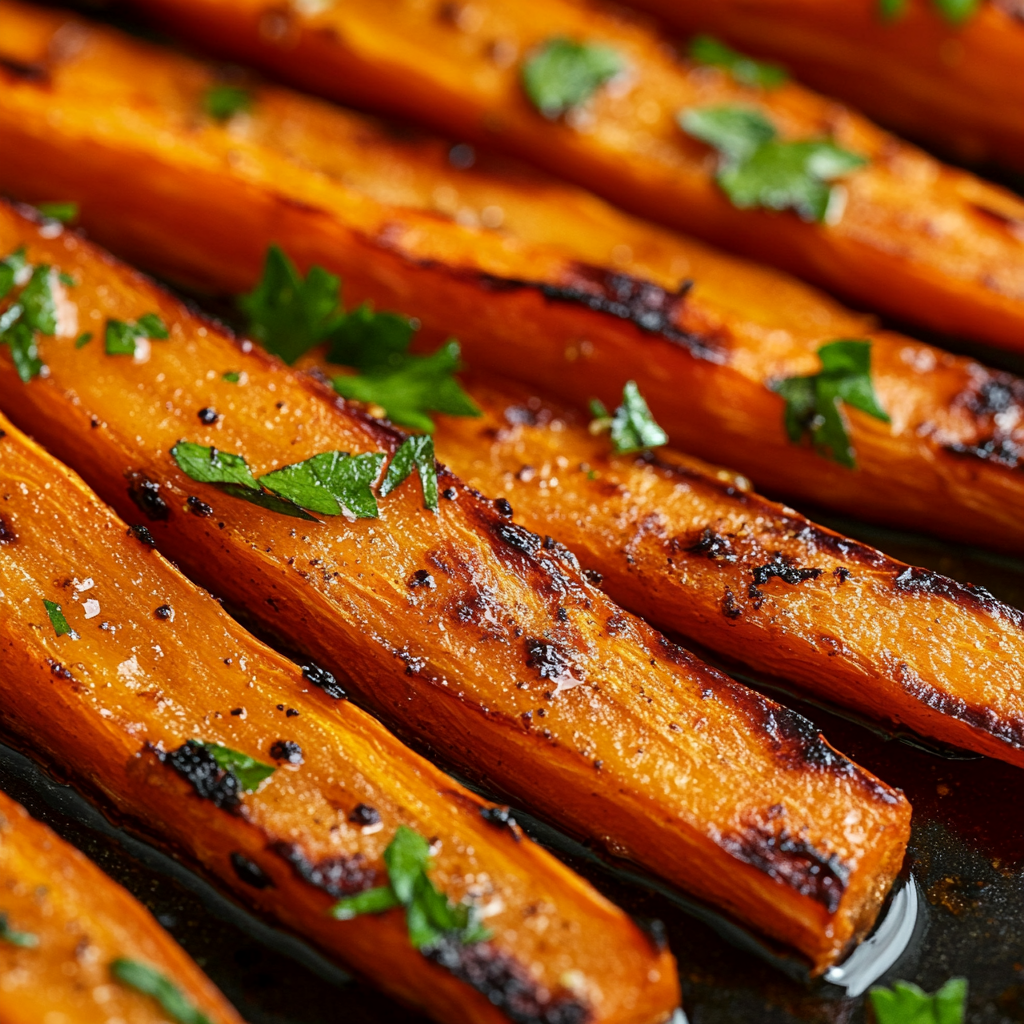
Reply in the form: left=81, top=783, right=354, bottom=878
left=430, top=373, right=1024, bottom=770
left=0, top=790, right=243, bottom=1024
left=0, top=3, right=1020, bottom=554
left=627, top=0, right=1024, bottom=173
left=0, top=200, right=910, bottom=973
left=0, top=409, right=679, bottom=1024
left=119, top=0, right=1024, bottom=351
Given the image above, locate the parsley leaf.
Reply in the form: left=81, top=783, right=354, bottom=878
left=222, top=370, right=241, bottom=383
left=20, top=265, right=58, bottom=335
left=333, top=340, right=480, bottom=433
left=379, top=435, right=439, bottom=511
left=590, top=381, right=668, bottom=454
left=0, top=248, right=28, bottom=299
left=261, top=450, right=386, bottom=518
left=0, top=912, right=39, bottom=948
left=879, top=0, right=979, bottom=23
left=239, top=245, right=345, bottom=365
left=868, top=978, right=967, bottom=1024
left=36, top=201, right=79, bottom=223
left=203, top=84, right=251, bottom=121
left=680, top=105, right=866, bottom=222
left=688, top=35, right=787, bottom=89
left=771, top=339, right=889, bottom=468
left=105, top=313, right=169, bottom=357
left=0, top=307, right=44, bottom=383
left=75, top=331, right=93, bottom=348
left=326, top=303, right=415, bottom=372
left=43, top=599, right=79, bottom=640
left=522, top=37, right=624, bottom=118
left=196, top=742, right=275, bottom=793
left=331, top=825, right=491, bottom=950
left=111, top=958, right=213, bottom=1024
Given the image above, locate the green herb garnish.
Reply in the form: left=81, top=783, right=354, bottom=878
left=771, top=339, right=889, bottom=468
left=43, top=599, right=79, bottom=640
left=331, top=825, right=491, bottom=950
left=680, top=105, right=865, bottom=222
left=0, top=248, right=29, bottom=299
left=261, top=450, right=386, bottom=518
left=222, top=370, right=241, bottom=383
left=589, top=381, right=668, bottom=454
left=868, top=978, right=967, bottom=1024
left=0, top=305, right=43, bottom=382
left=20, top=266, right=58, bottom=335
left=195, top=742, right=275, bottom=793
left=203, top=84, right=252, bottom=121
left=0, top=250, right=57, bottom=381
left=0, top=912, right=39, bottom=948
left=688, top=35, right=787, bottom=88
left=75, top=331, right=93, bottom=348
left=522, top=37, right=624, bottom=118
left=379, top=435, right=439, bottom=511
left=241, top=246, right=478, bottom=431
left=104, top=313, right=169, bottom=357
left=111, top=958, right=213, bottom=1024
left=879, top=0, right=979, bottom=23
left=36, top=201, right=79, bottom=223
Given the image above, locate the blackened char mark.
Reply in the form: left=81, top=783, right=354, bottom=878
left=0, top=515, right=15, bottom=544
left=164, top=741, right=241, bottom=812
left=425, top=935, right=590, bottom=1024
left=302, top=661, right=348, bottom=699
left=272, top=841, right=375, bottom=897
left=480, top=805, right=523, bottom=841
left=524, top=637, right=570, bottom=681
left=230, top=851, right=274, bottom=889
left=718, top=824, right=850, bottom=914
left=893, top=566, right=1024, bottom=630
left=494, top=522, right=544, bottom=557
left=684, top=526, right=736, bottom=562
left=945, top=371, right=1024, bottom=470
left=748, top=556, right=823, bottom=608
left=945, top=436, right=1021, bottom=469
left=126, top=470, right=171, bottom=521
left=0, top=57, right=48, bottom=82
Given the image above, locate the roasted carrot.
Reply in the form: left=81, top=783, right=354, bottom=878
left=426, top=373, right=1024, bottom=770
left=0, top=200, right=911, bottom=973
left=0, top=790, right=244, bottom=1024
left=118, top=0, right=1024, bottom=352
left=625, top=0, right=1024, bottom=173
left=1, top=3, right=1021, bottom=551
left=0, top=411, right=678, bottom=1024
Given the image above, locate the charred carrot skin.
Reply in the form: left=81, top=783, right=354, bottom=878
left=0, top=412, right=678, bottom=1024
left=627, top=0, right=1024, bottom=173
left=0, top=5, right=1022, bottom=553
left=432, top=374, right=1024, bottom=770
left=0, top=790, right=243, bottom=1024
left=0, top=203, right=910, bottom=974
left=119, top=0, right=1024, bottom=352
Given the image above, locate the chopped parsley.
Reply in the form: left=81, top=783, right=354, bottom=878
left=688, top=35, right=787, bottom=89
left=880, top=0, right=979, bottom=23
left=104, top=313, right=169, bottom=357
left=0, top=248, right=29, bottom=299
left=240, top=246, right=477, bottom=431
left=0, top=912, right=38, bottom=948
left=203, top=84, right=252, bottom=121
left=379, top=435, right=439, bottom=511
left=222, top=370, right=241, bottom=383
left=331, top=825, right=490, bottom=950
left=0, top=255, right=60, bottom=382
left=679, top=105, right=865, bottom=222
left=195, top=742, right=275, bottom=793
left=521, top=37, right=624, bottom=118
left=261, top=451, right=386, bottom=518
left=111, top=958, right=213, bottom=1024
left=589, top=381, right=668, bottom=454
left=771, top=339, right=889, bottom=468
left=868, top=977, right=967, bottom=1024
left=36, top=201, right=79, bottom=223
left=43, top=599, right=78, bottom=640
left=75, top=331, right=93, bottom=348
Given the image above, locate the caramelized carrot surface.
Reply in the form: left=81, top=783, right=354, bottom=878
left=121, top=0, right=1024, bottom=351
left=0, top=411, right=679, bottom=1024
left=0, top=201, right=911, bottom=973
left=0, top=790, right=243, bottom=1024
left=0, top=2, right=1023, bottom=551
left=430, top=374, right=1024, bottom=769
left=628, top=0, right=1024, bottom=172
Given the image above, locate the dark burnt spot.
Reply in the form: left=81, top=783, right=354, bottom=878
left=718, top=823, right=850, bottom=914
left=582, top=568, right=604, bottom=586
left=945, top=436, right=1022, bottom=469
left=494, top=497, right=514, bottom=517
left=494, top=522, right=544, bottom=557
left=0, top=515, right=15, bottom=544
left=424, top=935, right=590, bottom=1024
left=0, top=57, right=48, bottom=82
left=128, top=524, right=156, bottom=546
left=154, top=604, right=174, bottom=620
left=164, top=740, right=242, bottom=812
left=302, top=662, right=347, bottom=700
left=187, top=495, right=214, bottom=517
left=684, top=527, right=736, bottom=562
left=542, top=535, right=580, bottom=569
left=197, top=406, right=219, bottom=424
left=126, top=471, right=170, bottom=521
left=47, top=659, right=73, bottom=680
left=834, top=567, right=851, bottom=583
left=349, top=803, right=381, bottom=827
left=230, top=852, right=274, bottom=889
left=606, top=613, right=627, bottom=634
left=722, top=588, right=742, bottom=620
left=748, top=556, right=824, bottom=607
left=524, top=638, right=570, bottom=682
left=408, top=568, right=436, bottom=589
left=970, top=378, right=1018, bottom=416
left=893, top=566, right=1024, bottom=629
left=272, top=841, right=374, bottom=897
left=269, top=739, right=303, bottom=764
left=480, top=805, right=522, bottom=841
left=442, top=487, right=457, bottom=500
